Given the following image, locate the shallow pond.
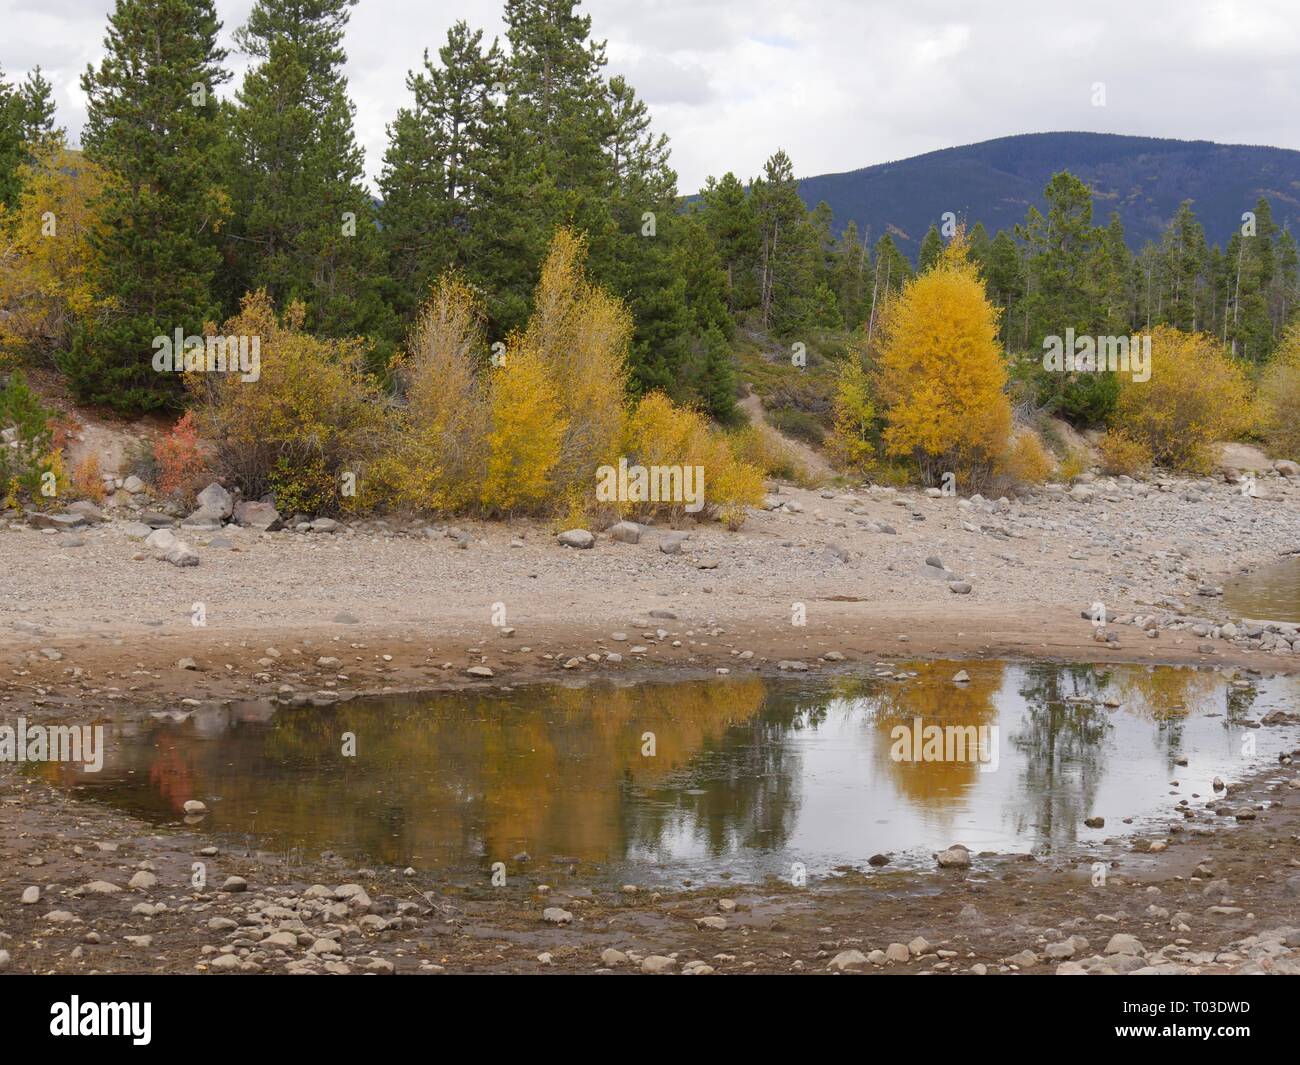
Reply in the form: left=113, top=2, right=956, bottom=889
left=1224, top=556, right=1300, bottom=624
left=43, top=661, right=1300, bottom=884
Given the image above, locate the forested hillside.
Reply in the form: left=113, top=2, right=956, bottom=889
left=796, top=131, right=1300, bottom=253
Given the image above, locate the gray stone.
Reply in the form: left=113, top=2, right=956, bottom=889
left=233, top=500, right=281, bottom=530
left=608, top=521, right=642, bottom=544
left=658, top=532, right=689, bottom=555
left=145, top=528, right=198, bottom=566
left=557, top=529, right=594, bottom=549
left=1104, top=933, right=1144, bottom=956
left=195, top=482, right=233, bottom=519
left=827, top=949, right=870, bottom=972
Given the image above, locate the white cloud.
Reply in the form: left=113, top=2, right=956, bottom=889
left=1, top=0, right=1298, bottom=194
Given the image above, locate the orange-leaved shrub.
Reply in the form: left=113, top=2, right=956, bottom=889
left=71, top=452, right=106, bottom=503
left=152, top=411, right=210, bottom=501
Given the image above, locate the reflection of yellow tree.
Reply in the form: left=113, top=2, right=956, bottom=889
left=105, top=679, right=768, bottom=868
left=862, top=662, right=1004, bottom=804
left=481, top=679, right=767, bottom=859
left=1104, top=666, right=1221, bottom=721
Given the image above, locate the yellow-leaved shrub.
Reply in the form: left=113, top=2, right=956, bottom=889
left=1097, top=429, right=1153, bottom=477
left=480, top=340, right=567, bottom=514
left=1112, top=326, right=1252, bottom=473
left=1000, top=431, right=1053, bottom=487
left=379, top=274, right=490, bottom=511
left=188, top=291, right=389, bottom=513
left=1258, top=326, right=1300, bottom=461
left=621, top=392, right=765, bottom=529
left=525, top=228, right=630, bottom=506
left=828, top=353, right=877, bottom=473
left=0, top=140, right=109, bottom=365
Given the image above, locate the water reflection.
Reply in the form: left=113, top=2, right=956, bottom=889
left=1224, top=556, right=1300, bottom=623
left=41, top=663, right=1300, bottom=883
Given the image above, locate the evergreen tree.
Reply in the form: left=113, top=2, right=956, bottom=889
left=693, top=323, right=738, bottom=423
left=66, top=0, right=229, bottom=412
left=0, top=67, right=60, bottom=208
left=379, top=22, right=504, bottom=319
left=699, top=171, right=759, bottom=311
left=752, top=149, right=816, bottom=334
left=918, top=224, right=944, bottom=272
left=830, top=220, right=870, bottom=327
left=230, top=0, right=390, bottom=341
left=867, top=233, right=912, bottom=342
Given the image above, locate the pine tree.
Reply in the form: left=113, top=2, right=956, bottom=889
left=593, top=73, right=692, bottom=394
left=0, top=66, right=59, bottom=207
left=829, top=220, right=870, bottom=327
left=379, top=22, right=505, bottom=320
left=752, top=150, right=816, bottom=334
left=230, top=0, right=390, bottom=341
left=66, top=0, right=229, bottom=412
left=699, top=171, right=759, bottom=311
left=867, top=234, right=913, bottom=343
left=693, top=323, right=738, bottom=423
left=918, top=224, right=944, bottom=272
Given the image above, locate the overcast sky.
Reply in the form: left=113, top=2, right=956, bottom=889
left=3, top=0, right=1299, bottom=193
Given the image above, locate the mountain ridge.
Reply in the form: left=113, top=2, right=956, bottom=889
left=785, top=131, right=1300, bottom=256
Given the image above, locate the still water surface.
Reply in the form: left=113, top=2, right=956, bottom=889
left=1224, top=556, right=1300, bottom=624
left=45, top=660, right=1300, bottom=883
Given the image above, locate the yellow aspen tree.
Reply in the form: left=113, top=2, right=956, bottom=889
left=481, top=339, right=567, bottom=513
left=875, top=234, right=1012, bottom=486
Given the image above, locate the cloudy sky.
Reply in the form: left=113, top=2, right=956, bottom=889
left=3, top=0, right=1299, bottom=193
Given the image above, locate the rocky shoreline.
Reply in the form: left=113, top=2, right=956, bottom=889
left=1, top=703, right=1297, bottom=976
left=2, top=466, right=1299, bottom=975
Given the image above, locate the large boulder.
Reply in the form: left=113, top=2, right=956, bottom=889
left=66, top=500, right=106, bottom=523
left=607, top=521, right=642, bottom=544
left=1276, top=459, right=1300, bottom=478
left=25, top=511, right=86, bottom=530
left=196, top=482, right=234, bottom=519
left=181, top=507, right=224, bottom=530
left=557, top=529, right=594, bottom=549
left=144, top=528, right=199, bottom=567
left=232, top=500, right=282, bottom=531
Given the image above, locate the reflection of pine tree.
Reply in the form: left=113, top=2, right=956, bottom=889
left=624, top=685, right=825, bottom=859
left=1008, top=664, right=1111, bottom=851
